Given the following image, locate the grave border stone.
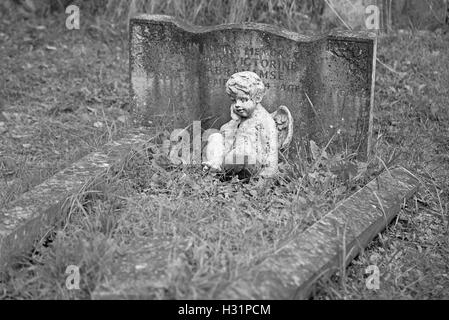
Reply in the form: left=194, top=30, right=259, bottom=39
left=216, top=166, right=419, bottom=299
left=0, top=128, right=155, bottom=274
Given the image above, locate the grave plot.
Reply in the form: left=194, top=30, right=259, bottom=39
left=85, top=146, right=370, bottom=299
left=0, top=15, right=421, bottom=299
left=0, top=142, right=417, bottom=299
left=90, top=150, right=416, bottom=299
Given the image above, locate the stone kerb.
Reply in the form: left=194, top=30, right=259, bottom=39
left=216, top=167, right=419, bottom=299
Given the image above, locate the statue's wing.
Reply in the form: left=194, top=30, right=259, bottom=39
left=271, top=105, right=293, bottom=151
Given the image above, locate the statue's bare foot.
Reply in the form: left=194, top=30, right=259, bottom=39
left=202, top=162, right=222, bottom=173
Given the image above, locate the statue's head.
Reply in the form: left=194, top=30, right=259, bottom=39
left=226, top=71, right=266, bottom=118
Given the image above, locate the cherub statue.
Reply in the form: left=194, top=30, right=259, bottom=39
left=202, top=71, right=293, bottom=177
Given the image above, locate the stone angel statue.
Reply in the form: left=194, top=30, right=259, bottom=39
left=202, top=71, right=293, bottom=177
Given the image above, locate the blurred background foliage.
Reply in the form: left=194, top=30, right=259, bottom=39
left=2, top=0, right=447, bottom=34
left=2, top=0, right=326, bottom=32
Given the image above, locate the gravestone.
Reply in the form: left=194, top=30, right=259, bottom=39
left=130, top=15, right=377, bottom=159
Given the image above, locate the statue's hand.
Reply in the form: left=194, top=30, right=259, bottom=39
left=202, top=161, right=222, bottom=173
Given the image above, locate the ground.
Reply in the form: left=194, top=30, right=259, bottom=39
left=0, top=9, right=448, bottom=299
left=0, top=10, right=131, bottom=208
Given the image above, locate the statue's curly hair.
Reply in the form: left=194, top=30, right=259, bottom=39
left=225, top=71, right=266, bottom=103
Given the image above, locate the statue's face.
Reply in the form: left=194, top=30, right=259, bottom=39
left=230, top=91, right=257, bottom=118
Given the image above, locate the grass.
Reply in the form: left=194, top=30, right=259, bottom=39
left=0, top=1, right=448, bottom=299
left=0, top=6, right=131, bottom=207
left=1, top=137, right=371, bottom=299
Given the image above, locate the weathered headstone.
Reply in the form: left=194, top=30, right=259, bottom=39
left=130, top=15, right=377, bottom=159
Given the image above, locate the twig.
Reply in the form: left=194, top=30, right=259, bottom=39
left=376, top=58, right=407, bottom=77
left=324, top=0, right=352, bottom=30
left=305, top=92, right=326, bottom=137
